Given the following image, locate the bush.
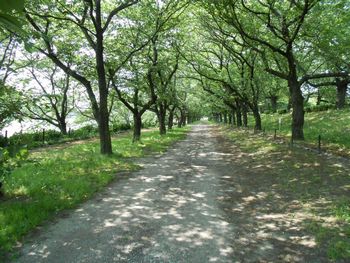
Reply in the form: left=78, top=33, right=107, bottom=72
left=310, top=104, right=335, bottom=112
left=7, top=129, right=64, bottom=149
left=111, top=123, right=131, bottom=133
left=70, top=125, right=98, bottom=139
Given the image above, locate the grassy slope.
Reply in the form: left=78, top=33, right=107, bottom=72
left=0, top=127, right=189, bottom=255
left=256, top=108, right=350, bottom=156
left=222, top=126, right=350, bottom=261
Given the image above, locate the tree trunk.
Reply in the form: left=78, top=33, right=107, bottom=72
left=181, top=110, right=186, bottom=126
left=252, top=106, right=262, bottom=131
left=236, top=107, right=242, bottom=127
left=231, top=108, right=236, bottom=126
left=95, top=5, right=112, bottom=154
left=223, top=113, right=228, bottom=124
left=98, top=106, right=112, bottom=154
left=316, top=89, right=321, bottom=105
left=132, top=113, right=142, bottom=143
left=336, top=79, right=348, bottom=109
left=59, top=119, right=68, bottom=135
left=228, top=114, right=232, bottom=125
left=176, top=113, right=182, bottom=128
left=219, top=113, right=223, bottom=123
left=290, top=80, right=304, bottom=140
left=242, top=105, right=248, bottom=127
left=270, top=95, right=278, bottom=113
left=168, top=109, right=174, bottom=130
left=157, top=104, right=167, bottom=135
left=287, top=50, right=304, bottom=140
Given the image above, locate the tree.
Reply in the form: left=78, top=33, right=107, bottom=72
left=0, top=32, right=21, bottom=129
left=151, top=36, right=179, bottom=135
left=305, top=0, right=350, bottom=109
left=19, top=58, right=75, bottom=134
left=108, top=0, right=188, bottom=140
left=110, top=57, right=157, bottom=142
left=204, top=0, right=349, bottom=139
left=24, top=0, right=143, bottom=154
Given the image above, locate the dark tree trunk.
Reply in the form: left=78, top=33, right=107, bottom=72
left=242, top=105, right=248, bottom=127
left=236, top=104, right=242, bottom=127
left=223, top=113, right=228, bottom=124
left=287, top=50, right=304, bottom=140
left=168, top=109, right=174, bottom=130
left=157, top=104, right=167, bottom=135
left=180, top=109, right=186, bottom=126
left=270, top=95, right=278, bottom=113
left=228, top=114, right=232, bottom=125
left=219, top=113, right=223, bottom=123
left=231, top=108, right=236, bottom=126
left=336, top=79, right=348, bottom=109
left=95, top=3, right=112, bottom=154
left=59, top=119, right=68, bottom=135
left=317, top=89, right=321, bottom=105
left=290, top=80, right=304, bottom=140
left=176, top=113, right=182, bottom=128
left=252, top=106, right=262, bottom=131
left=132, top=113, right=142, bottom=142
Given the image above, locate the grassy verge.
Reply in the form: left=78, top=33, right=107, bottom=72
left=221, top=126, right=350, bottom=261
left=254, top=108, right=350, bottom=157
left=0, top=127, right=189, bottom=256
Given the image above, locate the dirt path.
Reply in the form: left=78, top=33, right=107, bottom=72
left=14, top=125, right=332, bottom=262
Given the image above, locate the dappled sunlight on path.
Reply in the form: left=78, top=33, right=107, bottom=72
left=14, top=125, right=336, bottom=262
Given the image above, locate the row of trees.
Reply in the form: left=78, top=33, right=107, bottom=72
left=1, top=0, right=349, bottom=155
left=187, top=0, right=349, bottom=138
left=0, top=0, right=207, bottom=154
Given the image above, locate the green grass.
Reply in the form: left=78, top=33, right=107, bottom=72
left=221, top=126, right=350, bottom=261
left=255, top=108, right=350, bottom=156
left=0, top=127, right=189, bottom=256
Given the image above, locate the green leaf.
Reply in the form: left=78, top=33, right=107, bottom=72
left=0, top=0, right=25, bottom=13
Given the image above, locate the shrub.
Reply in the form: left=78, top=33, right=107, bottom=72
left=70, top=125, right=98, bottom=139
left=111, top=123, right=131, bottom=133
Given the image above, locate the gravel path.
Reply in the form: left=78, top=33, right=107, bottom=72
left=13, top=125, right=326, bottom=262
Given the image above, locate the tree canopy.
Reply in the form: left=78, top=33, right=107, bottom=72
left=0, top=0, right=349, bottom=153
